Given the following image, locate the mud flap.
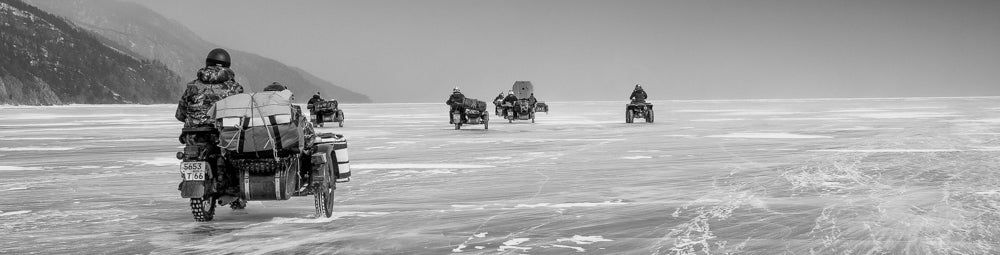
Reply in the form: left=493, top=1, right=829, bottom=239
left=311, top=144, right=333, bottom=186
left=180, top=181, right=205, bottom=198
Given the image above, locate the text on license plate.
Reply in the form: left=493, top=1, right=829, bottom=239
left=180, top=161, right=207, bottom=181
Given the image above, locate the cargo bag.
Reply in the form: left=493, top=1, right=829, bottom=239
left=212, top=91, right=305, bottom=153
left=460, top=98, right=487, bottom=112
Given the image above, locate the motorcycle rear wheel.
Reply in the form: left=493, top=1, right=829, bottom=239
left=190, top=197, right=217, bottom=222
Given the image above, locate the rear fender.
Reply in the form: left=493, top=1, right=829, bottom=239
left=179, top=181, right=205, bottom=198
left=311, top=144, right=334, bottom=185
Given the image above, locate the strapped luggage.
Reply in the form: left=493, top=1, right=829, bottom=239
left=460, top=98, right=487, bottom=112
left=212, top=91, right=306, bottom=153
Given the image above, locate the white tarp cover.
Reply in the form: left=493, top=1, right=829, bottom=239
left=212, top=90, right=293, bottom=119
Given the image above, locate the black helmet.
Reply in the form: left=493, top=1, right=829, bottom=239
left=206, top=48, right=231, bottom=67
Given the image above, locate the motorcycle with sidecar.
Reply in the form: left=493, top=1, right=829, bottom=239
left=177, top=91, right=351, bottom=221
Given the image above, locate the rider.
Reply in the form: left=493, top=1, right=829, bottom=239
left=527, top=93, right=538, bottom=108
left=502, top=90, right=518, bottom=117
left=307, top=92, right=324, bottom=113
left=492, top=91, right=505, bottom=115
left=174, top=48, right=244, bottom=205
left=308, top=92, right=324, bottom=106
left=630, top=84, right=648, bottom=104
left=175, top=48, right=244, bottom=128
left=446, top=87, right=466, bottom=124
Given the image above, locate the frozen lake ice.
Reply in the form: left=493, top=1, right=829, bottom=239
left=2, top=98, right=1000, bottom=254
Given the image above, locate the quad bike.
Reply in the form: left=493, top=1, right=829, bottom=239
left=626, top=102, right=654, bottom=123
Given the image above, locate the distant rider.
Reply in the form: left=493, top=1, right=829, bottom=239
left=308, top=92, right=324, bottom=106
left=493, top=91, right=505, bottom=115
left=307, top=92, right=324, bottom=113
left=446, top=87, right=466, bottom=124
left=175, top=48, right=244, bottom=128
left=630, top=84, right=647, bottom=104
left=502, top=90, right=518, bottom=116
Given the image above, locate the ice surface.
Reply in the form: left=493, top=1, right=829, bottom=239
left=0, top=146, right=81, bottom=151
left=2, top=98, right=1000, bottom=254
left=352, top=163, right=494, bottom=169
left=552, top=244, right=586, bottom=252
left=0, top=166, right=43, bottom=171
left=557, top=235, right=613, bottom=244
left=707, top=132, right=833, bottom=139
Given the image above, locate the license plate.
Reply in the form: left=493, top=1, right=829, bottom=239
left=180, top=161, right=207, bottom=181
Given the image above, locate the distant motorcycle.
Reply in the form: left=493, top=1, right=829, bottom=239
left=451, top=98, right=489, bottom=130
left=308, top=100, right=344, bottom=127
left=502, top=100, right=535, bottom=123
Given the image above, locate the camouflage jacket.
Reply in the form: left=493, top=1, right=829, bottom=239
left=175, top=66, right=244, bottom=127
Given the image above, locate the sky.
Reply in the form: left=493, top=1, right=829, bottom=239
left=126, top=0, right=1000, bottom=103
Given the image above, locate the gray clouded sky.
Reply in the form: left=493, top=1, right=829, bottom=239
left=127, top=0, right=1000, bottom=103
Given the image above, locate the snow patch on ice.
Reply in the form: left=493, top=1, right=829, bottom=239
left=451, top=204, right=485, bottom=210
left=69, top=165, right=100, bottom=170
left=386, top=169, right=457, bottom=175
left=2, top=186, right=29, bottom=191
left=0, top=210, right=31, bottom=217
left=810, top=149, right=961, bottom=153
left=719, top=111, right=801, bottom=116
left=974, top=190, right=1000, bottom=196
left=847, top=112, right=961, bottom=119
left=269, top=212, right=388, bottom=224
left=551, top=244, right=586, bottom=252
left=498, top=238, right=531, bottom=252
left=516, top=200, right=626, bottom=208
left=663, top=134, right=696, bottom=138
left=128, top=157, right=177, bottom=166
left=474, top=232, right=488, bottom=238
left=690, top=118, right=746, bottom=122
left=766, top=117, right=853, bottom=121
left=452, top=244, right=467, bottom=252
left=353, top=163, right=494, bottom=169
left=557, top=235, right=613, bottom=244
left=673, top=109, right=743, bottom=113
left=0, top=137, right=88, bottom=141
left=620, top=156, right=652, bottom=160
left=385, top=141, right=417, bottom=144
left=944, top=118, right=1000, bottom=123
left=99, top=138, right=159, bottom=142
left=0, top=166, right=43, bottom=171
left=825, top=108, right=887, bottom=113
left=475, top=156, right=512, bottom=160
left=0, top=146, right=80, bottom=151
left=627, top=150, right=661, bottom=153
left=707, top=133, right=832, bottom=139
